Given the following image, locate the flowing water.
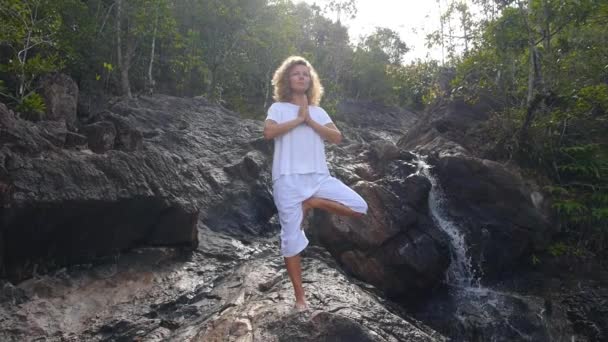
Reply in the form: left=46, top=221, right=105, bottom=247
left=412, top=155, right=570, bottom=342
left=416, top=157, right=480, bottom=289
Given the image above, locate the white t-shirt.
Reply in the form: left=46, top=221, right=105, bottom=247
left=265, top=102, right=334, bottom=182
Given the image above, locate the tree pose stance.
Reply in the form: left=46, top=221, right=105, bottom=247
left=263, top=56, right=368, bottom=311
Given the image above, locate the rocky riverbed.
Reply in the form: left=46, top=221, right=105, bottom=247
left=1, top=76, right=606, bottom=341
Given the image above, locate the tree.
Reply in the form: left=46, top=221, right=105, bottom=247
left=115, top=0, right=131, bottom=97
left=446, top=0, right=608, bottom=256
left=323, top=0, right=357, bottom=23
left=362, top=28, right=409, bottom=66
left=0, top=0, right=63, bottom=116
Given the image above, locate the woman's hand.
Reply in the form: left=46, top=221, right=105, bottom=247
left=297, top=105, right=310, bottom=124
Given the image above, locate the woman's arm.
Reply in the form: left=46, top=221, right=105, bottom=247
left=263, top=117, right=304, bottom=140
left=301, top=106, right=342, bottom=144
left=306, top=119, right=342, bottom=144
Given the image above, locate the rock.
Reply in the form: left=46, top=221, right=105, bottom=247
left=0, top=95, right=279, bottom=281
left=310, top=177, right=450, bottom=299
left=165, top=247, right=447, bottom=341
left=223, top=151, right=265, bottom=181
left=0, top=230, right=3, bottom=278
left=369, top=140, right=400, bottom=163
left=431, top=154, right=552, bottom=280
left=65, top=132, right=88, bottom=149
left=0, top=242, right=447, bottom=341
left=0, top=280, right=28, bottom=305
left=37, top=120, right=67, bottom=148
left=397, top=98, right=501, bottom=159
left=397, top=98, right=554, bottom=282
left=97, top=111, right=143, bottom=151
left=414, top=286, right=576, bottom=342
left=82, top=121, right=116, bottom=153
left=0, top=93, right=559, bottom=311
left=0, top=103, right=16, bottom=129
left=39, top=73, right=78, bottom=130
left=0, top=92, right=601, bottom=342
left=336, top=100, right=419, bottom=143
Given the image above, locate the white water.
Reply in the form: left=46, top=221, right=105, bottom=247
left=412, top=154, right=551, bottom=341
left=413, top=155, right=480, bottom=289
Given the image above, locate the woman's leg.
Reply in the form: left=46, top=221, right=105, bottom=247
left=284, top=254, right=307, bottom=310
left=302, top=176, right=368, bottom=220
left=302, top=197, right=365, bottom=218
left=273, top=177, right=311, bottom=309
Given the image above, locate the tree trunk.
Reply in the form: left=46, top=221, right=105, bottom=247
left=542, top=0, right=552, bottom=87
left=438, top=0, right=445, bottom=66
left=116, top=0, right=132, bottom=98
left=148, top=0, right=160, bottom=94
left=520, top=0, right=545, bottom=143
left=263, top=69, right=271, bottom=111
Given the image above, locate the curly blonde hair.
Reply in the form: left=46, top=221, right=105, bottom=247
left=272, top=56, right=324, bottom=105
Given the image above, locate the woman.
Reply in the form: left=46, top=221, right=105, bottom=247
left=263, top=56, right=368, bottom=311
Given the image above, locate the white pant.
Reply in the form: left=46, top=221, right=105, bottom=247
left=272, top=173, right=368, bottom=257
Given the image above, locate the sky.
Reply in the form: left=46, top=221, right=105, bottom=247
left=295, top=0, right=446, bottom=63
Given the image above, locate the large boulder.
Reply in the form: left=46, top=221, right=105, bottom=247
left=336, top=100, right=420, bottom=143
left=39, top=73, right=79, bottom=131
left=0, top=95, right=277, bottom=281
left=309, top=140, right=451, bottom=300
left=430, top=153, right=552, bottom=280
left=398, top=98, right=554, bottom=281
left=82, top=121, right=116, bottom=153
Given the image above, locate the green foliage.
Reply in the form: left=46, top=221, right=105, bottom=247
left=16, top=92, right=46, bottom=121
left=531, top=253, right=541, bottom=265
left=103, top=63, right=114, bottom=73
left=547, top=242, right=584, bottom=258
left=362, top=27, right=409, bottom=65
left=574, top=84, right=608, bottom=115
left=0, top=0, right=64, bottom=108
left=386, top=60, right=442, bottom=109
left=552, top=143, right=608, bottom=229
left=0, top=0, right=424, bottom=118
left=168, top=28, right=210, bottom=97
left=439, top=0, right=608, bottom=258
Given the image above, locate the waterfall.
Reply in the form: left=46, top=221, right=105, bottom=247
left=413, top=155, right=480, bottom=289
left=410, top=155, right=557, bottom=341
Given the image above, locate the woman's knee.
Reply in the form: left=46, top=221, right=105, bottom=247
left=355, top=196, right=368, bottom=215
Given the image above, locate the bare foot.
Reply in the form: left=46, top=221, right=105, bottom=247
left=294, top=301, right=309, bottom=312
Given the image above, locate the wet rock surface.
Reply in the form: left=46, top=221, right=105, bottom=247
left=2, top=92, right=451, bottom=298
left=0, top=237, right=446, bottom=341
left=399, top=98, right=608, bottom=341
left=1, top=88, right=606, bottom=341
left=398, top=99, right=554, bottom=281
left=0, top=95, right=275, bottom=281
left=309, top=142, right=451, bottom=300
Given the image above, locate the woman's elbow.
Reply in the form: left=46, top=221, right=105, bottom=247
left=331, top=133, right=343, bottom=144
left=263, top=128, right=273, bottom=140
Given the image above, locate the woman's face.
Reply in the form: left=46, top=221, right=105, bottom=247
left=288, top=64, right=311, bottom=94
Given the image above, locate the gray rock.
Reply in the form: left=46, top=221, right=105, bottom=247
left=0, top=242, right=447, bottom=341
left=430, top=154, right=552, bottom=280
left=397, top=99, right=554, bottom=281
left=97, top=111, right=143, bottom=151
left=39, top=73, right=78, bottom=130
left=64, top=131, right=88, bottom=149
left=0, top=103, right=16, bottom=129
left=164, top=247, right=446, bottom=342
left=82, top=121, right=116, bottom=153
